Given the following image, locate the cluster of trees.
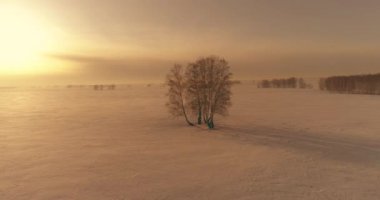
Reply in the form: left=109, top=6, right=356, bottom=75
left=166, top=56, right=233, bottom=129
left=319, top=73, right=380, bottom=95
left=257, top=77, right=311, bottom=89
left=93, top=85, right=116, bottom=90
left=66, top=85, right=86, bottom=89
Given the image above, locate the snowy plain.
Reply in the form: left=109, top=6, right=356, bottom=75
left=1, top=84, right=380, bottom=199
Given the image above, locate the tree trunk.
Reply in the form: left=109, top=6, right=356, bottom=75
left=197, top=109, right=202, bottom=125
left=180, top=94, right=194, bottom=126
left=197, top=100, right=202, bottom=125
left=184, top=114, right=194, bottom=126
left=206, top=119, right=212, bottom=129
left=205, top=117, right=215, bottom=129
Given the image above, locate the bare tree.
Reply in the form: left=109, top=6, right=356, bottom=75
left=186, top=62, right=204, bottom=125
left=166, top=56, right=233, bottom=129
left=166, top=64, right=194, bottom=126
left=190, top=56, right=233, bottom=129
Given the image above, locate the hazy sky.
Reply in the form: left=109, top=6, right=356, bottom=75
left=1, top=0, right=380, bottom=85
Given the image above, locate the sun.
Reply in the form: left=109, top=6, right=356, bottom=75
left=0, top=4, right=55, bottom=74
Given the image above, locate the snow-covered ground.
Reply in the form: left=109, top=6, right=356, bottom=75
left=1, top=85, right=379, bottom=199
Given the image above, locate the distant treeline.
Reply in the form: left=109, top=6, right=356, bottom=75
left=93, top=85, right=116, bottom=90
left=319, top=73, right=380, bottom=95
left=66, top=84, right=116, bottom=90
left=258, top=77, right=311, bottom=89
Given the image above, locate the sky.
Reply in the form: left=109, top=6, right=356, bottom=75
left=1, top=0, right=380, bottom=85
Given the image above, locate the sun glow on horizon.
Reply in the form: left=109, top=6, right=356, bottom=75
left=0, top=4, right=60, bottom=75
